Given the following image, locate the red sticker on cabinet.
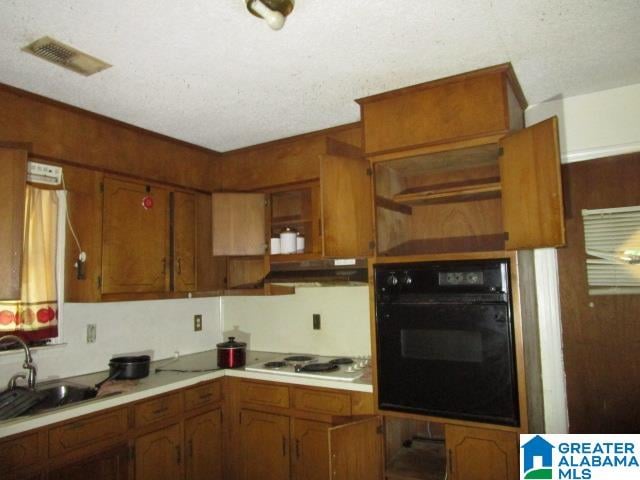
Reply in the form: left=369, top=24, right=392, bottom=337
left=142, top=196, right=154, bottom=209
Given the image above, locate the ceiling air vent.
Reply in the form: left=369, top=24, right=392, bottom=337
left=22, top=36, right=111, bottom=76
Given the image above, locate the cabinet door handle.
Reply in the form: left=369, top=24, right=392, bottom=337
left=176, top=445, right=181, bottom=465
left=448, top=448, right=453, bottom=478
left=188, top=439, right=193, bottom=458
left=177, top=257, right=182, bottom=274
left=296, top=439, right=300, bottom=459
left=199, top=392, right=213, bottom=400
left=161, top=257, right=167, bottom=274
left=282, top=436, right=287, bottom=457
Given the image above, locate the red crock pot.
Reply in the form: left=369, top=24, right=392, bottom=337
left=217, top=337, right=246, bottom=368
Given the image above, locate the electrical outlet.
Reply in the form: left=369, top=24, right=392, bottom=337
left=313, top=314, right=321, bottom=330
left=194, top=314, right=203, bottom=332
left=86, top=324, right=97, bottom=343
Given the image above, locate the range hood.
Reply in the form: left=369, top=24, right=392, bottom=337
left=264, top=258, right=368, bottom=286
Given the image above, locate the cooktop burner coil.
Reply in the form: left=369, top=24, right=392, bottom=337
left=284, top=355, right=316, bottom=363
left=299, top=363, right=339, bottom=373
left=329, top=357, right=354, bottom=365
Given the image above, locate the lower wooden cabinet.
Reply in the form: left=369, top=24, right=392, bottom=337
left=446, top=425, right=518, bottom=480
left=185, top=409, right=223, bottom=480
left=292, top=419, right=330, bottom=480
left=238, top=406, right=383, bottom=480
left=49, top=444, right=129, bottom=480
left=240, top=410, right=290, bottom=480
left=135, top=423, right=183, bottom=480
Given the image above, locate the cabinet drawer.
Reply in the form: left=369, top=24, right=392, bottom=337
left=48, top=408, right=128, bottom=457
left=293, top=388, right=351, bottom=416
left=135, top=392, right=182, bottom=427
left=184, top=381, right=221, bottom=411
left=0, top=432, right=40, bottom=473
left=240, top=381, right=289, bottom=408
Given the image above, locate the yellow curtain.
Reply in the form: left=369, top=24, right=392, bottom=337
left=0, top=186, right=59, bottom=340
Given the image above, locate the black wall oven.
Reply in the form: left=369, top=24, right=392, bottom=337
left=374, top=258, right=520, bottom=426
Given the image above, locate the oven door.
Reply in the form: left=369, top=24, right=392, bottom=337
left=375, top=300, right=519, bottom=426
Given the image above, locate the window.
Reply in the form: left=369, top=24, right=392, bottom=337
left=0, top=186, right=66, bottom=343
left=582, top=205, right=640, bottom=295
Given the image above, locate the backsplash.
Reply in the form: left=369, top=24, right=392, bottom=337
left=222, top=286, right=371, bottom=357
left=0, top=297, right=223, bottom=383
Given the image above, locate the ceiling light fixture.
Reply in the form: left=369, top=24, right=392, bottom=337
left=246, top=0, right=294, bottom=31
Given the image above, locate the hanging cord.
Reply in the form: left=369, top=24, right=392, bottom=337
left=60, top=172, right=86, bottom=264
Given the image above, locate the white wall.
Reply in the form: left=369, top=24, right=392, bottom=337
left=527, top=82, right=640, bottom=163
left=0, top=297, right=223, bottom=382
left=526, top=82, right=640, bottom=433
left=222, top=286, right=371, bottom=357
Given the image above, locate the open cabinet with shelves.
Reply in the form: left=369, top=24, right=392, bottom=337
left=373, top=117, right=565, bottom=256
left=374, top=142, right=506, bottom=257
left=384, top=417, right=446, bottom=480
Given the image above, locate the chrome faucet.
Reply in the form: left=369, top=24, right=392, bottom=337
left=0, top=335, right=37, bottom=390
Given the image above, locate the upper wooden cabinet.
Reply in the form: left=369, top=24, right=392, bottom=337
left=64, top=170, right=204, bottom=301
left=357, top=64, right=525, bottom=156
left=211, top=192, right=267, bottom=256
left=499, top=116, right=565, bottom=249
left=0, top=146, right=27, bottom=300
left=102, top=177, right=170, bottom=294
left=172, top=191, right=197, bottom=292
left=213, top=138, right=374, bottom=261
left=367, top=65, right=565, bottom=256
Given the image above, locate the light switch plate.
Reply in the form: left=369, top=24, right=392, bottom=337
left=194, top=314, right=203, bottom=332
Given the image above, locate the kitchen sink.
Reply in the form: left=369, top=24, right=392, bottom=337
left=28, top=382, right=98, bottom=414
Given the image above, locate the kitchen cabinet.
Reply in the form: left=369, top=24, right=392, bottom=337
left=184, top=409, right=223, bottom=480
left=382, top=417, right=519, bottom=480
left=173, top=191, right=197, bottom=292
left=240, top=409, right=290, bottom=480
left=229, top=379, right=383, bottom=480
left=446, top=425, right=518, bottom=480
left=211, top=138, right=374, bottom=292
left=48, top=444, right=129, bottom=480
left=64, top=169, right=208, bottom=301
left=362, top=65, right=564, bottom=256
left=102, top=177, right=170, bottom=294
left=0, top=146, right=27, bottom=300
left=292, top=419, right=330, bottom=480
left=135, top=423, right=183, bottom=480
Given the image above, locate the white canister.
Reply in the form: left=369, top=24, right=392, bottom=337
left=270, top=237, right=281, bottom=255
left=279, top=228, right=297, bottom=254
left=296, top=235, right=305, bottom=253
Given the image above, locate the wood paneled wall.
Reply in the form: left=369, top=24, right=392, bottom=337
left=557, top=153, right=640, bottom=432
left=0, top=84, right=221, bottom=191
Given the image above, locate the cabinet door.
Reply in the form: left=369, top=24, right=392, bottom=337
left=173, top=191, right=197, bottom=292
left=500, top=116, right=565, bottom=249
left=135, top=424, right=183, bottom=480
left=445, top=425, right=518, bottom=480
left=292, top=419, right=330, bottom=480
left=185, top=409, right=223, bottom=480
left=320, top=153, right=374, bottom=258
left=0, top=147, right=26, bottom=300
left=328, top=416, right=383, bottom=480
left=195, top=193, right=227, bottom=291
left=211, top=193, right=266, bottom=256
left=49, top=444, right=129, bottom=480
left=102, top=178, right=170, bottom=294
left=240, top=410, right=290, bottom=480
left=63, top=165, right=103, bottom=302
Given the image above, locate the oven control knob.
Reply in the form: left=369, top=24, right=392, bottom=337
left=386, top=274, right=399, bottom=286
left=401, top=273, right=413, bottom=286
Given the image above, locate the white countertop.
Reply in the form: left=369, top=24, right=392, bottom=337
left=0, top=349, right=373, bottom=440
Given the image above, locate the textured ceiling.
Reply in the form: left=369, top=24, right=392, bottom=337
left=1, top=0, right=639, bottom=151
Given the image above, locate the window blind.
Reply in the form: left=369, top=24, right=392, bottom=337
left=582, top=205, right=640, bottom=295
